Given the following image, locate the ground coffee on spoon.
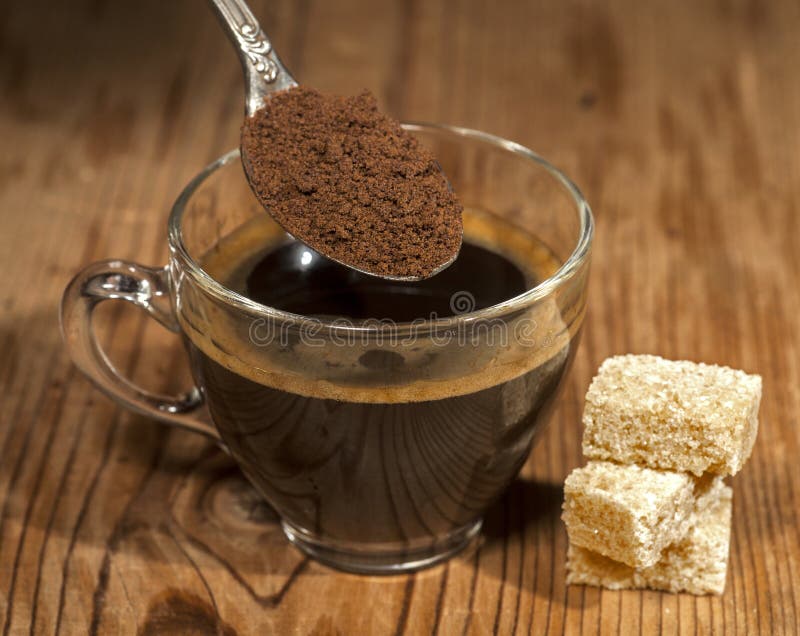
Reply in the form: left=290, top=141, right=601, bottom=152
left=241, top=86, right=463, bottom=279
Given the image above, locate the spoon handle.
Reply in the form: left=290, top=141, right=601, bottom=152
left=208, top=0, right=298, bottom=115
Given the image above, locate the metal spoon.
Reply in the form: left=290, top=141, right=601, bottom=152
left=208, top=0, right=460, bottom=282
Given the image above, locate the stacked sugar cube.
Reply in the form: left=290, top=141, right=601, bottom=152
left=562, top=355, right=762, bottom=595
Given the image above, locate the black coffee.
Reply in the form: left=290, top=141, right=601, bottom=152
left=244, top=240, right=527, bottom=321
left=187, top=209, right=576, bottom=556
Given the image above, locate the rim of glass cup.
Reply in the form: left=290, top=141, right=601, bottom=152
left=168, top=122, right=594, bottom=334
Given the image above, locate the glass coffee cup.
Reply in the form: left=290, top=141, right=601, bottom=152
left=61, top=124, right=593, bottom=573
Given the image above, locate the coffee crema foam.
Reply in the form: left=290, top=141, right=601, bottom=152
left=177, top=208, right=580, bottom=403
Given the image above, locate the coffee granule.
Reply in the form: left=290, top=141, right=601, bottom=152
left=241, top=87, right=463, bottom=279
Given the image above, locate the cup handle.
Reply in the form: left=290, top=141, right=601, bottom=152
left=60, top=259, right=223, bottom=445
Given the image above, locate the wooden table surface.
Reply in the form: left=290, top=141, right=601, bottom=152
left=2, top=0, right=799, bottom=633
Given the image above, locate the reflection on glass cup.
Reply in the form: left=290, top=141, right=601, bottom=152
left=61, top=124, right=593, bottom=573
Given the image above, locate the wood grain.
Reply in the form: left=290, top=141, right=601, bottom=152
left=1, top=0, right=799, bottom=633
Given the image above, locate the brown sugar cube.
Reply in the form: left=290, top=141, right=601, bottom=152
left=562, top=461, right=697, bottom=569
left=566, top=477, right=732, bottom=595
left=582, top=355, right=762, bottom=476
